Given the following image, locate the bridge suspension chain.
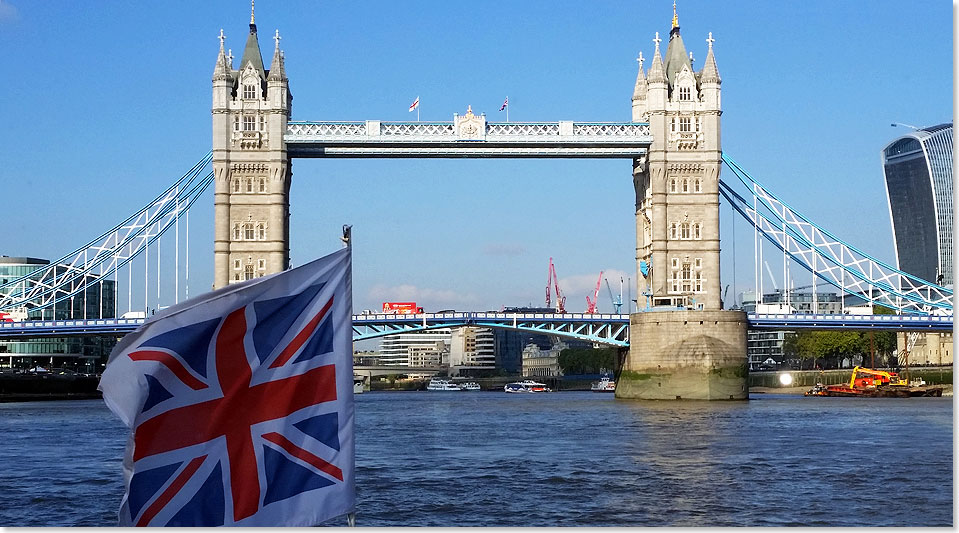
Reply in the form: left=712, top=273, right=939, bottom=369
left=0, top=152, right=214, bottom=315
left=720, top=154, right=952, bottom=315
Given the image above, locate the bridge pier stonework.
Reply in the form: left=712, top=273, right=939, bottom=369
left=619, top=10, right=748, bottom=399
left=212, top=15, right=292, bottom=289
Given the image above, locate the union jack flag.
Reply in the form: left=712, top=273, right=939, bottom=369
left=100, top=249, right=354, bottom=527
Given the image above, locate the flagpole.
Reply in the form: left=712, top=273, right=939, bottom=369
left=417, top=96, right=420, bottom=122
left=506, top=96, right=509, bottom=122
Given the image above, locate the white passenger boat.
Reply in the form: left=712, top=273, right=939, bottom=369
left=460, top=382, right=481, bottom=391
left=504, top=380, right=551, bottom=393
left=427, top=378, right=462, bottom=391
left=590, top=375, right=616, bottom=393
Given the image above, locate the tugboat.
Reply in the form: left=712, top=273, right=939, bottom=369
left=590, top=375, right=616, bottom=393
left=805, top=366, right=943, bottom=397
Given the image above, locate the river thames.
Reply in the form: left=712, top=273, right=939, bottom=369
left=0, top=392, right=952, bottom=526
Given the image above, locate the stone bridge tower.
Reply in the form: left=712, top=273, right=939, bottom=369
left=631, top=7, right=722, bottom=310
left=620, top=6, right=748, bottom=400
left=212, top=8, right=292, bottom=289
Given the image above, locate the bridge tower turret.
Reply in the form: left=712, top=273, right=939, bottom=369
left=631, top=6, right=722, bottom=311
left=621, top=5, right=747, bottom=401
left=212, top=6, right=292, bottom=289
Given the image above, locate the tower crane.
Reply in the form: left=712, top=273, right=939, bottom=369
left=546, top=257, right=566, bottom=313
left=605, top=277, right=623, bottom=313
left=586, top=271, right=603, bottom=313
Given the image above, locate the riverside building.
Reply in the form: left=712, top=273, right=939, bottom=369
left=0, top=256, right=117, bottom=370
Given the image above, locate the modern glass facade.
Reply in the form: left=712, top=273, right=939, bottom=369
left=882, top=123, right=953, bottom=287
left=0, top=256, right=118, bottom=370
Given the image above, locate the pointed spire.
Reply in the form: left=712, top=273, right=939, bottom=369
left=268, top=29, right=287, bottom=81
left=213, top=29, right=232, bottom=81
left=632, top=51, right=647, bottom=100
left=251, top=0, right=255, bottom=25
left=647, top=32, right=667, bottom=84
left=239, top=9, right=266, bottom=77
left=663, top=2, right=691, bottom=87
left=700, top=32, right=721, bottom=84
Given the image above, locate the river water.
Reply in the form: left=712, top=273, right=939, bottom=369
left=0, top=392, right=952, bottom=526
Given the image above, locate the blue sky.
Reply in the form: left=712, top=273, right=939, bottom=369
left=0, top=1, right=952, bottom=314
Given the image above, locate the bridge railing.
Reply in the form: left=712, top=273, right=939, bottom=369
left=286, top=121, right=651, bottom=142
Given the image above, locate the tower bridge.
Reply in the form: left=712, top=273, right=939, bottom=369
left=0, top=5, right=952, bottom=398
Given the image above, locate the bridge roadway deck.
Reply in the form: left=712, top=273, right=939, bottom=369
left=285, top=121, right=652, bottom=158
left=0, top=312, right=951, bottom=342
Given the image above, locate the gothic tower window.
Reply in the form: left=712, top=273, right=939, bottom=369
left=693, top=223, right=701, bottom=240
left=679, top=117, right=692, bottom=132
left=233, top=116, right=239, bottom=131
left=681, top=222, right=690, bottom=239
left=259, top=116, right=265, bottom=131
left=694, top=178, right=702, bottom=193
left=671, top=271, right=680, bottom=293
left=258, top=259, right=266, bottom=270
left=257, top=224, right=265, bottom=240
left=243, top=84, right=257, bottom=99
left=233, top=179, right=240, bottom=193
left=694, top=271, right=703, bottom=292
left=244, top=264, right=254, bottom=280
left=244, top=223, right=255, bottom=240
left=259, top=178, right=266, bottom=192
left=669, top=179, right=677, bottom=193
left=243, top=116, right=256, bottom=131
left=234, top=259, right=241, bottom=270
left=682, top=179, right=689, bottom=193
left=679, top=86, right=691, bottom=101
left=670, top=223, right=678, bottom=239
left=681, top=264, right=692, bottom=292
left=233, top=224, right=241, bottom=240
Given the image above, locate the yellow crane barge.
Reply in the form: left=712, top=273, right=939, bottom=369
left=805, top=366, right=943, bottom=397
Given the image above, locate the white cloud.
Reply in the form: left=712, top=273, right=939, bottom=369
left=0, top=1, right=17, bottom=22
left=366, top=283, right=479, bottom=311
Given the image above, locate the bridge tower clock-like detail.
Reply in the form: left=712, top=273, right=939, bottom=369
left=212, top=10, right=292, bottom=289
left=632, top=11, right=722, bottom=310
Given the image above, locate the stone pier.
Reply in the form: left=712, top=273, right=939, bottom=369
left=617, top=310, right=748, bottom=400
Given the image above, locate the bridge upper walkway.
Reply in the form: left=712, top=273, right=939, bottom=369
left=285, top=121, right=652, bottom=158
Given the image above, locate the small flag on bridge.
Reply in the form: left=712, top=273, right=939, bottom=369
left=499, top=96, right=508, bottom=111
left=408, top=96, right=419, bottom=112
left=99, top=248, right=355, bottom=527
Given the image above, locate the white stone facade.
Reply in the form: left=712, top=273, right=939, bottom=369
left=632, top=17, right=722, bottom=310
left=212, top=22, right=292, bottom=288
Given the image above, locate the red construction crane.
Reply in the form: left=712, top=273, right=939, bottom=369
left=585, top=271, right=603, bottom=313
left=546, top=257, right=566, bottom=313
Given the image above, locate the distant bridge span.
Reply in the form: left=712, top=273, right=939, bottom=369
left=0, top=312, right=950, bottom=344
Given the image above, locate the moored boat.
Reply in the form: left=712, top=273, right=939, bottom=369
left=590, top=375, right=616, bottom=393
left=427, top=378, right=462, bottom=391
left=804, top=366, right=944, bottom=398
left=504, top=380, right=551, bottom=393
left=460, top=382, right=481, bottom=391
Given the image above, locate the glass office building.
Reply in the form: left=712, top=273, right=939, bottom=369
left=881, top=123, right=953, bottom=287
left=0, top=256, right=117, bottom=370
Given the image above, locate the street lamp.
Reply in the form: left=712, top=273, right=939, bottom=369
left=890, top=122, right=919, bottom=130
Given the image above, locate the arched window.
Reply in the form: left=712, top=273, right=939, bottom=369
left=693, top=223, right=701, bottom=240
left=681, top=222, right=690, bottom=239
left=669, top=179, right=677, bottom=193
left=244, top=223, right=255, bottom=240
left=259, top=178, right=266, bottom=192
left=670, top=223, right=678, bottom=239
left=257, top=224, right=265, bottom=240
left=243, top=84, right=257, bottom=99
left=244, top=264, right=254, bottom=280
left=233, top=224, right=240, bottom=240
left=246, top=179, right=253, bottom=193
left=694, top=179, right=702, bottom=193
left=233, top=179, right=240, bottom=193
left=682, top=179, right=689, bottom=193
left=681, top=264, right=692, bottom=292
